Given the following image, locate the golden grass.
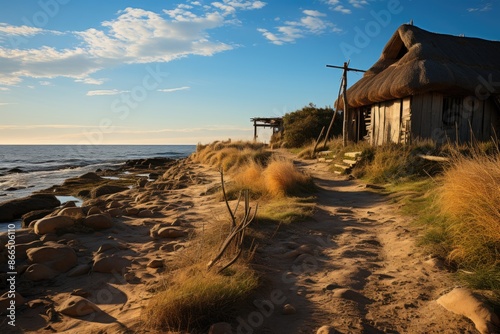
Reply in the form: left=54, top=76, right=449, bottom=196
left=263, top=158, right=314, bottom=197
left=144, top=264, right=258, bottom=332
left=438, top=154, right=500, bottom=269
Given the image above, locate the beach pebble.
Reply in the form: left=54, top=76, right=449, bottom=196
left=282, top=303, right=296, bottom=315
left=125, top=207, right=139, bottom=216
left=70, top=289, right=91, bottom=297
left=91, top=185, right=128, bottom=199
left=106, top=200, right=122, bottom=209
left=21, top=209, right=53, bottom=228
left=58, top=207, right=84, bottom=219
left=27, top=243, right=78, bottom=272
left=147, top=259, right=164, bottom=268
left=316, top=325, right=338, bottom=334
left=66, top=264, right=92, bottom=277
left=34, top=215, right=75, bottom=235
left=87, top=206, right=102, bottom=215
left=437, top=287, right=500, bottom=334
left=209, top=322, right=233, bottom=334
left=57, top=296, right=101, bottom=317
left=23, top=263, right=58, bottom=281
left=61, top=201, right=77, bottom=209
left=84, top=214, right=113, bottom=230
left=138, top=209, right=155, bottom=218
left=15, top=240, right=43, bottom=260
left=93, top=254, right=131, bottom=274
left=157, top=227, right=186, bottom=238
left=106, top=208, right=123, bottom=217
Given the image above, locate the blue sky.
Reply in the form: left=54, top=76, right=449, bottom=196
left=0, top=0, right=497, bottom=144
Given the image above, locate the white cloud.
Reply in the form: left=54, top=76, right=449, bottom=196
left=0, top=87, right=10, bottom=91
left=0, top=2, right=267, bottom=86
left=0, top=102, right=16, bottom=106
left=75, top=77, right=105, bottom=85
left=467, top=3, right=492, bottom=12
left=259, top=9, right=340, bottom=45
left=349, top=0, right=369, bottom=8
left=334, top=5, right=352, bottom=14
left=325, top=0, right=340, bottom=4
left=86, top=89, right=128, bottom=96
left=0, top=24, right=44, bottom=36
left=39, top=81, right=52, bottom=86
left=158, top=86, right=190, bottom=93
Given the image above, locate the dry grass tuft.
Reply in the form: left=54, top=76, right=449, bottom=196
left=438, top=154, right=500, bottom=270
left=263, top=158, right=313, bottom=197
left=145, top=264, right=258, bottom=332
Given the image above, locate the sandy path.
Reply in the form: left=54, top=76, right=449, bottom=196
left=249, top=156, right=476, bottom=333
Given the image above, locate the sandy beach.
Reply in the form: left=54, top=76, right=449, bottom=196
left=0, top=152, right=496, bottom=333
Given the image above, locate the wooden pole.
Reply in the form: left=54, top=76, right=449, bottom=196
left=313, top=126, right=326, bottom=155
left=253, top=120, right=257, bottom=141
left=342, top=62, right=348, bottom=147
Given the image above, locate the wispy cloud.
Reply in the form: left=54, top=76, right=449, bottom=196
left=0, top=87, right=10, bottom=91
left=349, top=0, right=369, bottom=8
left=157, top=86, right=190, bottom=93
left=467, top=3, right=492, bottom=12
left=75, top=77, right=105, bottom=85
left=86, top=89, right=128, bottom=96
left=333, top=5, right=351, bottom=14
left=0, top=2, right=267, bottom=86
left=0, top=124, right=95, bottom=129
left=0, top=102, right=16, bottom=106
left=39, top=81, right=52, bottom=86
left=258, top=9, right=340, bottom=45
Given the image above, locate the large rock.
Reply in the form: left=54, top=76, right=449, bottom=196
left=34, top=216, right=75, bottom=235
left=90, top=185, right=128, bottom=199
left=57, top=207, right=84, bottom=219
left=437, top=287, right=500, bottom=334
left=0, top=194, right=60, bottom=222
left=23, top=263, right=58, bottom=281
left=27, top=243, right=77, bottom=272
left=57, top=296, right=101, bottom=317
left=84, top=214, right=113, bottom=230
left=66, top=264, right=91, bottom=277
left=21, top=209, right=53, bottom=228
left=93, top=254, right=131, bottom=274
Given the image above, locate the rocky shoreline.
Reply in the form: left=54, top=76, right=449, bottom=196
left=0, top=156, right=221, bottom=333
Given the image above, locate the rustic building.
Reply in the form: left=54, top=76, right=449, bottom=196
left=337, top=24, right=500, bottom=145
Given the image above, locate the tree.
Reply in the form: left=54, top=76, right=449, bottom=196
left=280, top=103, right=342, bottom=148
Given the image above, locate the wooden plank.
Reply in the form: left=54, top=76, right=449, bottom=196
left=420, top=94, right=433, bottom=139
left=483, top=98, right=493, bottom=139
left=344, top=151, right=362, bottom=158
left=391, top=99, right=402, bottom=143
left=417, top=154, right=450, bottom=162
left=471, top=98, right=484, bottom=140
left=459, top=98, right=471, bottom=143
left=430, top=93, right=443, bottom=137
left=401, top=97, right=411, bottom=143
left=411, top=94, right=424, bottom=139
left=371, top=105, right=377, bottom=146
left=373, top=104, right=380, bottom=146
left=379, top=102, right=386, bottom=145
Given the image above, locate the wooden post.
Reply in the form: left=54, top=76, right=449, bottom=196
left=253, top=120, right=257, bottom=141
left=342, top=62, right=348, bottom=147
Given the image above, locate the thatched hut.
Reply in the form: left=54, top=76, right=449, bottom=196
left=337, top=24, right=500, bottom=145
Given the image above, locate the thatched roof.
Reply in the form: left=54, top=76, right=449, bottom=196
left=337, top=24, right=500, bottom=109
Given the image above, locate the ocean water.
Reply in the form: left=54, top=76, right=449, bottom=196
left=0, top=144, right=195, bottom=217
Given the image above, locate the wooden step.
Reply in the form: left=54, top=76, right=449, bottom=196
left=343, top=159, right=357, bottom=166
left=344, top=151, right=362, bottom=158
left=316, top=150, right=332, bottom=156
left=334, top=164, right=350, bottom=170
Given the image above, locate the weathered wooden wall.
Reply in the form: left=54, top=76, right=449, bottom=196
left=365, top=93, right=500, bottom=146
